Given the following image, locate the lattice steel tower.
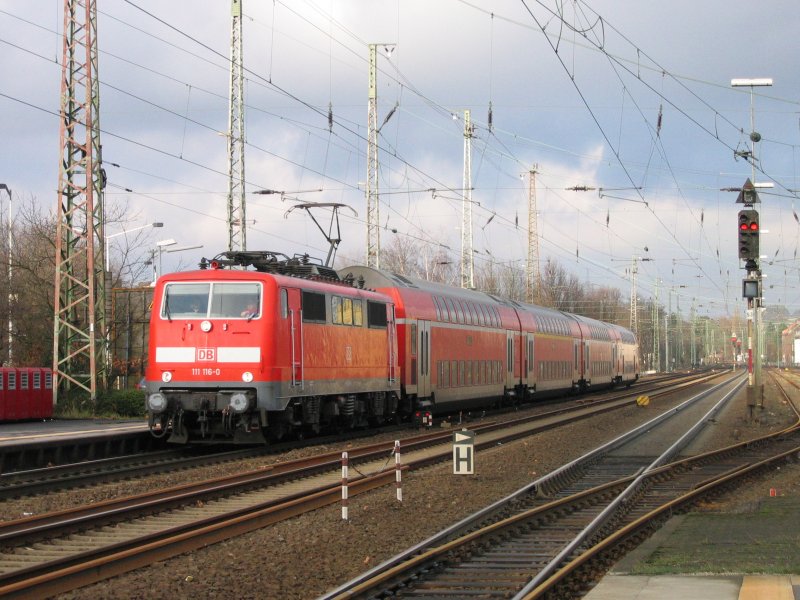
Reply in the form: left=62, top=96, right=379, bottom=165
left=53, top=0, right=106, bottom=402
left=652, top=279, right=660, bottom=371
left=526, top=165, right=540, bottom=304
left=365, top=44, right=380, bottom=268
left=461, top=110, right=474, bottom=289
left=227, top=0, right=247, bottom=251
left=629, top=256, right=639, bottom=338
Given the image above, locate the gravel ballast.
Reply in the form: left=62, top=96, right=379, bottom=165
left=2, top=372, right=795, bottom=600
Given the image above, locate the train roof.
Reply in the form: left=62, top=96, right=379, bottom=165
left=340, top=265, right=636, bottom=340
left=340, top=265, right=512, bottom=307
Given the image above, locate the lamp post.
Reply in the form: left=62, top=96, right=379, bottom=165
left=105, top=222, right=163, bottom=272
left=151, top=240, right=204, bottom=285
left=153, top=239, right=176, bottom=284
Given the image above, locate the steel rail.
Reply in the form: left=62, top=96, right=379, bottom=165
left=319, top=371, right=741, bottom=599
left=0, top=370, right=731, bottom=599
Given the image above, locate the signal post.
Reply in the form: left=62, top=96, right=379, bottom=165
left=736, top=180, right=763, bottom=415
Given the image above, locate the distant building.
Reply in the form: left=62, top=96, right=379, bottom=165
left=781, top=321, right=800, bottom=366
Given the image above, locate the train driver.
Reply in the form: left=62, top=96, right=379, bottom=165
left=240, top=302, right=259, bottom=318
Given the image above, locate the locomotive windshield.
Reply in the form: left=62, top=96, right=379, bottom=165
left=161, top=282, right=262, bottom=319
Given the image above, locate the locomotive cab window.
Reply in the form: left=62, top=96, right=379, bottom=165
left=302, top=291, right=326, bottom=322
left=367, top=301, right=388, bottom=328
left=162, top=282, right=261, bottom=319
left=210, top=282, right=261, bottom=319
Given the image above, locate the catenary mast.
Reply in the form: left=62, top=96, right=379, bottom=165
left=227, top=0, right=247, bottom=251
left=53, top=0, right=106, bottom=403
left=366, top=44, right=380, bottom=268
left=461, top=110, right=474, bottom=289
left=526, top=165, right=540, bottom=304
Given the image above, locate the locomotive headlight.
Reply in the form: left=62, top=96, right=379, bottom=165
left=229, top=393, right=249, bottom=413
left=148, top=393, right=167, bottom=413
left=242, top=371, right=253, bottom=383
left=200, top=320, right=212, bottom=332
left=161, top=371, right=173, bottom=383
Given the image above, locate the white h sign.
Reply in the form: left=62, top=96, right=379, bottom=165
left=453, top=429, right=475, bottom=475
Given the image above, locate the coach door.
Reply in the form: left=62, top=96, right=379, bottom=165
left=417, top=320, right=431, bottom=397
left=506, top=331, right=515, bottom=388
left=286, top=288, right=303, bottom=388
left=525, top=333, right=534, bottom=387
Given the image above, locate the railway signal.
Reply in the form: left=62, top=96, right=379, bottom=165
left=737, top=209, right=760, bottom=261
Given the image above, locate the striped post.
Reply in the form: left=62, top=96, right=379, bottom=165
left=341, top=451, right=349, bottom=520
left=394, top=440, right=402, bottom=502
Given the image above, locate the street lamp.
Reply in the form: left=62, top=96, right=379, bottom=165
left=105, top=222, right=163, bottom=272
left=151, top=240, right=204, bottom=285
left=154, top=239, right=176, bottom=283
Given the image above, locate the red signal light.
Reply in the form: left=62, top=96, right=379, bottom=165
left=749, top=223, right=758, bottom=231
left=740, top=223, right=748, bottom=230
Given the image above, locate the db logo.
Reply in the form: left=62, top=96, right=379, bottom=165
left=197, top=348, right=216, bottom=361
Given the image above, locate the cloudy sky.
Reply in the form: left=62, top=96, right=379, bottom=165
left=2, top=0, right=799, bottom=320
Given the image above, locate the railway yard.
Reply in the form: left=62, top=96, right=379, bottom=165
left=0, top=369, right=798, bottom=599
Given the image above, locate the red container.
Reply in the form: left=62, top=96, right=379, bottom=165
left=41, top=368, right=53, bottom=419
left=3, top=368, right=18, bottom=421
left=29, top=368, right=42, bottom=419
left=0, top=368, right=5, bottom=421
left=18, top=368, right=31, bottom=420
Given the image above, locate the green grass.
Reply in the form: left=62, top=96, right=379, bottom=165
left=631, top=498, right=800, bottom=574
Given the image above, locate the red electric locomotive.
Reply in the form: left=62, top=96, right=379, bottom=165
left=145, top=252, right=639, bottom=444
left=145, top=252, right=400, bottom=443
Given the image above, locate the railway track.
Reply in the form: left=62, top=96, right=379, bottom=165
left=323, top=370, right=800, bottom=599
left=0, top=370, right=715, bottom=500
left=0, top=371, right=729, bottom=598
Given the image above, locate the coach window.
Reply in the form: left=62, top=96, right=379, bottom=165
left=342, top=298, right=354, bottom=325
left=454, top=301, right=464, bottom=324
left=443, top=298, right=455, bottom=322
left=410, top=323, right=417, bottom=355
left=353, top=300, right=363, bottom=326
left=467, top=303, right=477, bottom=325
left=367, top=301, right=388, bottom=328
left=280, top=289, right=288, bottom=318
left=442, top=360, right=449, bottom=387
left=302, top=291, right=327, bottom=323
left=432, top=296, right=442, bottom=321
left=331, top=296, right=343, bottom=324
left=459, top=361, right=465, bottom=386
